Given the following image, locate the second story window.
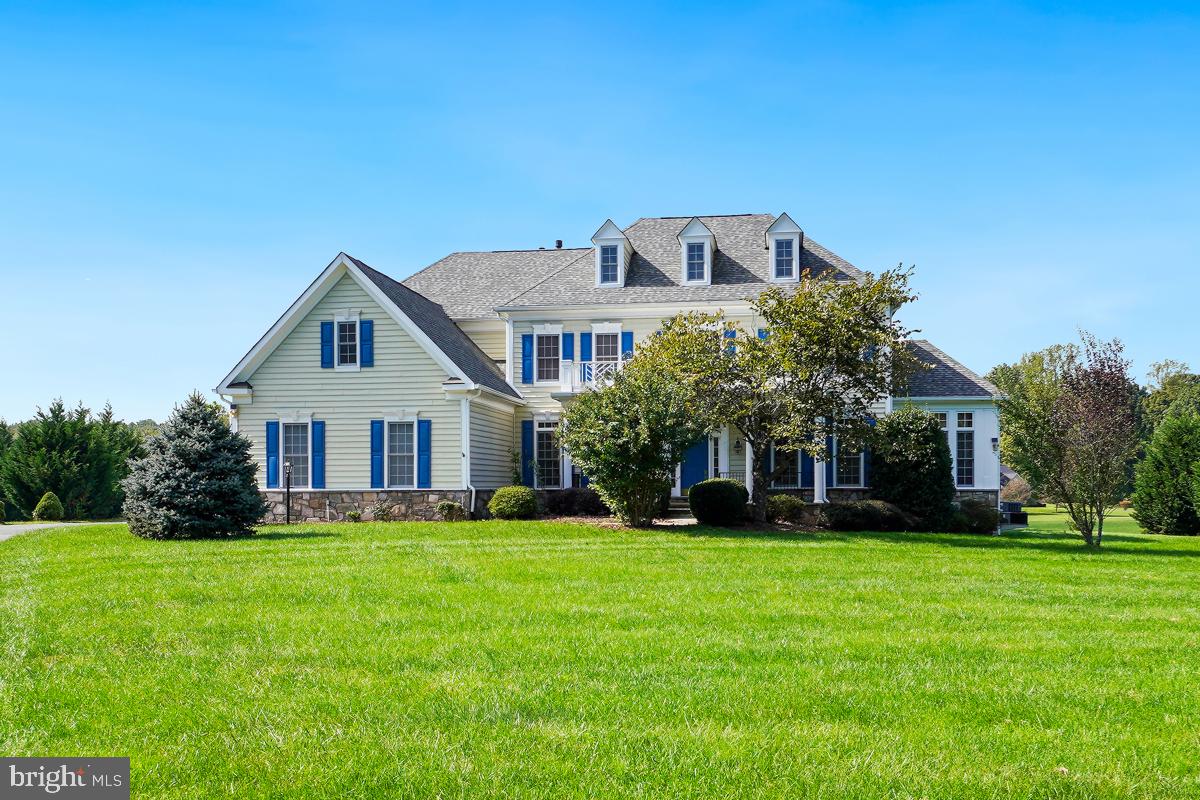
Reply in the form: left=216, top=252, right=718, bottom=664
left=337, top=321, right=358, bottom=367
left=774, top=238, right=794, bottom=280
left=599, top=245, right=619, bottom=285
left=536, top=333, right=560, bottom=381
left=686, top=242, right=706, bottom=282
left=594, top=332, right=619, bottom=362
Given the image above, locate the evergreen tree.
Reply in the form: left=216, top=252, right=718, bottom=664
left=0, top=421, right=16, bottom=521
left=123, top=392, right=266, bottom=539
left=1132, top=412, right=1200, bottom=535
left=870, top=406, right=957, bottom=528
left=89, top=404, right=147, bottom=519
left=0, top=400, right=93, bottom=518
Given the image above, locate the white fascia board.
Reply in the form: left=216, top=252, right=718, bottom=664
left=677, top=217, right=715, bottom=241
left=897, top=396, right=1000, bottom=403
left=590, top=218, right=628, bottom=243
left=765, top=212, right=802, bottom=237
left=219, top=252, right=478, bottom=394
left=497, top=299, right=755, bottom=319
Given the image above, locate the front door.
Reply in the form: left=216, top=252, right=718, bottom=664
left=680, top=437, right=709, bottom=494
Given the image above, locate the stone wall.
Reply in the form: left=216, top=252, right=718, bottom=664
left=955, top=490, right=999, bottom=506
left=262, top=490, right=476, bottom=523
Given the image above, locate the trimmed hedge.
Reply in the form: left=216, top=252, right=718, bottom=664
left=767, top=493, right=806, bottom=523
left=824, top=500, right=914, bottom=532
left=32, top=491, right=64, bottom=521
left=543, top=487, right=610, bottom=517
left=488, top=486, right=538, bottom=520
left=688, top=478, right=748, bottom=526
left=436, top=500, right=468, bottom=522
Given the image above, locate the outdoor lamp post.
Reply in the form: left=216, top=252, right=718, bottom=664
left=284, top=461, right=292, bottom=525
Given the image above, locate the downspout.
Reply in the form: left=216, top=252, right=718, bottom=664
left=461, top=393, right=476, bottom=516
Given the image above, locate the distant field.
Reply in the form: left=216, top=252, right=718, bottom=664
left=2, top=512, right=1198, bottom=799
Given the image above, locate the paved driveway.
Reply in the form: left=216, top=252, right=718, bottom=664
left=0, top=522, right=119, bottom=542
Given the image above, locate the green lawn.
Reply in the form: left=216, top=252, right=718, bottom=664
left=2, top=511, right=1198, bottom=799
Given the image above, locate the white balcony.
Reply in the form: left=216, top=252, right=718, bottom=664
left=553, top=359, right=627, bottom=396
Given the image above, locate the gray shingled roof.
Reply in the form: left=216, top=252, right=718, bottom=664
left=401, top=214, right=866, bottom=317
left=903, top=340, right=999, bottom=398
left=403, top=247, right=590, bottom=319
left=349, top=256, right=520, bottom=399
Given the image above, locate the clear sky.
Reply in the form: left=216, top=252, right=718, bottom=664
left=2, top=1, right=1197, bottom=422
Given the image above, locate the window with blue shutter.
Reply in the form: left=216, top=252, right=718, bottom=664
left=620, top=331, right=634, bottom=359
left=417, top=419, right=432, bottom=488
left=311, top=420, right=326, bottom=489
left=360, top=320, right=374, bottom=367
left=265, top=421, right=279, bottom=488
left=520, top=420, right=534, bottom=486
left=562, top=332, right=574, bottom=361
left=521, top=334, right=533, bottom=384
left=320, top=321, right=334, bottom=368
left=579, top=332, right=592, bottom=362
left=724, top=329, right=736, bottom=354
left=370, top=420, right=384, bottom=489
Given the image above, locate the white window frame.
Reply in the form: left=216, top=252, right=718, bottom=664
left=682, top=240, right=710, bottom=285
left=597, top=244, right=620, bottom=286
left=334, top=310, right=361, bottom=372
left=278, top=412, right=313, bottom=490
left=832, top=437, right=864, bottom=488
left=533, top=323, right=562, bottom=385
left=954, top=411, right=975, bottom=488
left=534, top=417, right=563, bottom=489
left=769, top=234, right=799, bottom=283
left=384, top=416, right=418, bottom=489
left=770, top=440, right=802, bottom=489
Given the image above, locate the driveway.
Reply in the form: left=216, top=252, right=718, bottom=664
left=0, top=522, right=120, bottom=542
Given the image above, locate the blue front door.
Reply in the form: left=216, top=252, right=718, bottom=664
left=680, top=437, right=709, bottom=494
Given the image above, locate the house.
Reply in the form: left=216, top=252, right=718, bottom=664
left=216, top=213, right=1001, bottom=521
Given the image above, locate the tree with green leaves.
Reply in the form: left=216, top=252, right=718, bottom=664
left=123, top=392, right=266, bottom=539
left=634, top=268, right=920, bottom=523
left=559, top=366, right=710, bottom=526
left=1132, top=412, right=1200, bottom=535
left=1142, top=360, right=1200, bottom=433
left=1, top=400, right=95, bottom=518
left=870, top=405, right=956, bottom=528
left=992, top=334, right=1139, bottom=546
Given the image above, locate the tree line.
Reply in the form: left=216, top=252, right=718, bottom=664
left=0, top=400, right=156, bottom=521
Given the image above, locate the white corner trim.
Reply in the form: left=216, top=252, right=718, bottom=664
left=460, top=395, right=471, bottom=490
left=504, top=317, right=515, bottom=385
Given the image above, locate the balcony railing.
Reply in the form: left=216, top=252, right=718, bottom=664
left=556, top=359, right=627, bottom=393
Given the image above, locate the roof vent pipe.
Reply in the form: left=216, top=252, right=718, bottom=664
left=555, top=239, right=563, bottom=249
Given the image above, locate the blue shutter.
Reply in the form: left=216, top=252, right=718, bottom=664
left=724, top=329, right=736, bottom=354
left=311, top=420, right=326, bottom=489
left=620, top=331, right=634, bottom=359
left=801, top=451, right=815, bottom=488
left=370, top=420, right=384, bottom=489
left=417, top=419, right=432, bottom=488
left=360, top=320, right=374, bottom=367
left=825, top=436, right=835, bottom=487
left=521, top=334, right=533, bottom=384
left=579, top=332, right=592, bottom=362
left=320, top=321, right=334, bottom=368
left=758, top=328, right=768, bottom=340
left=863, top=418, right=876, bottom=487
left=765, top=441, right=773, bottom=477
left=562, top=332, right=574, bottom=361
left=265, top=421, right=279, bottom=488
left=521, top=420, right=534, bottom=486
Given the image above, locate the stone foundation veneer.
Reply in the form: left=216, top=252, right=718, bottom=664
left=261, top=490, right=495, bottom=523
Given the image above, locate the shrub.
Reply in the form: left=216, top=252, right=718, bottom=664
left=767, top=493, right=806, bottom=523
left=688, top=478, right=749, bottom=526
left=488, top=486, right=538, bottom=520
left=947, top=498, right=1000, bottom=534
left=122, top=393, right=267, bottom=539
left=346, top=509, right=362, bottom=523
left=32, top=491, right=64, bottom=521
left=824, top=500, right=914, bottom=532
left=371, top=501, right=394, bottom=522
left=1000, top=476, right=1033, bottom=505
left=1132, top=412, right=1200, bottom=535
left=0, top=503, right=5, bottom=523
left=870, top=406, right=956, bottom=528
left=543, top=487, right=609, bottom=517
left=436, top=500, right=468, bottom=522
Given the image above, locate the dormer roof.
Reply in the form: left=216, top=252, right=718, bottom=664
left=591, top=219, right=628, bottom=243
left=677, top=216, right=716, bottom=241
left=766, top=212, right=803, bottom=239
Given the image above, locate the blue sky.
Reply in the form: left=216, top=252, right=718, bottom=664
left=2, top=1, right=1197, bottom=422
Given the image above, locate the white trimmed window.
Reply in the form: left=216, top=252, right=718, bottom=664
left=387, top=421, right=416, bottom=488
left=536, top=420, right=561, bottom=488
left=599, top=245, right=619, bottom=285
left=594, top=332, right=619, bottom=362
left=956, top=412, right=975, bottom=487
left=536, top=333, right=560, bottom=382
left=686, top=242, right=706, bottom=282
left=772, top=440, right=800, bottom=488
left=835, top=446, right=863, bottom=487
left=774, top=237, right=795, bottom=280
left=282, top=422, right=310, bottom=488
left=334, top=312, right=360, bottom=371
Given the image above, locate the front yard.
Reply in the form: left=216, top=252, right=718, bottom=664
left=1, top=511, right=1198, bottom=798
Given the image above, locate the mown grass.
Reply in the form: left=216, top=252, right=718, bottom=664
left=1, top=510, right=1198, bottom=799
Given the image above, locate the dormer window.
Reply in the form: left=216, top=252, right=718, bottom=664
left=599, top=245, right=619, bottom=285
left=591, top=219, right=630, bottom=287
left=766, top=212, right=803, bottom=284
left=686, top=242, right=706, bottom=281
left=774, top=238, right=794, bottom=280
left=677, top=217, right=715, bottom=286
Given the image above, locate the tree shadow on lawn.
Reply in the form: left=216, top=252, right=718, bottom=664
left=252, top=530, right=340, bottom=541
left=681, top=525, right=1200, bottom=558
